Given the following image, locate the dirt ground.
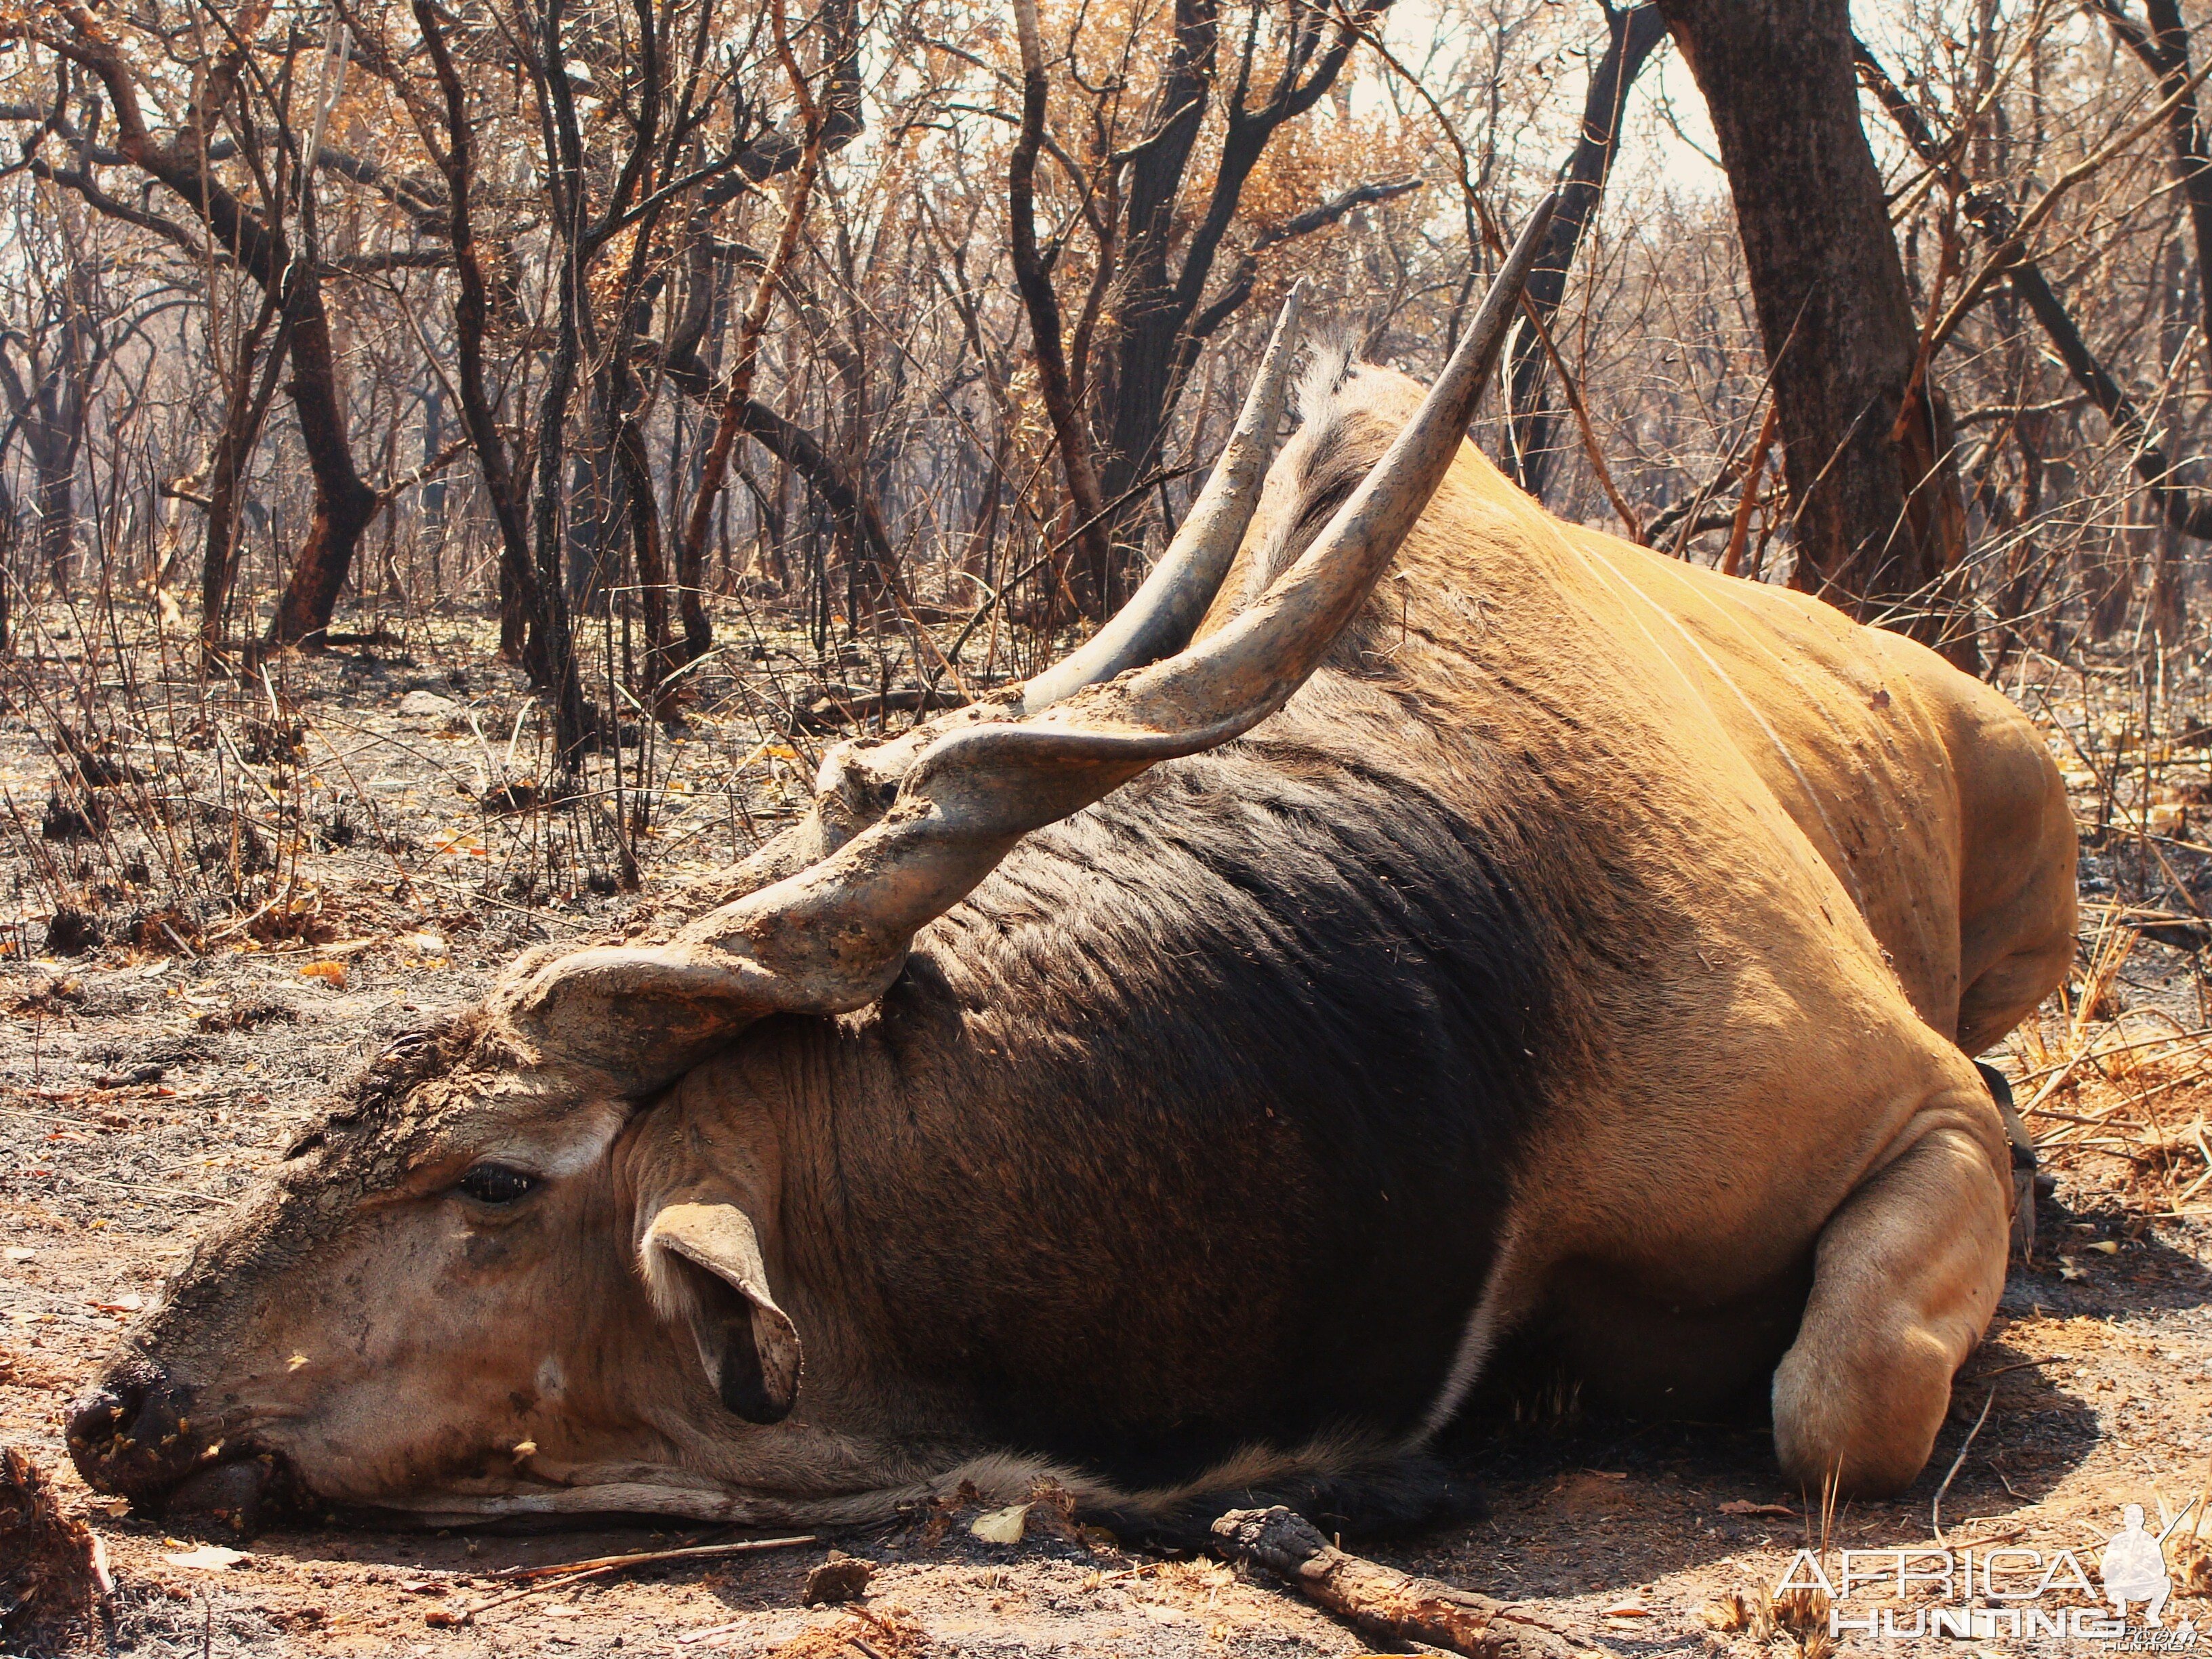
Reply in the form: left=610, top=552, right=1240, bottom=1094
left=3, top=608, right=2211, bottom=1657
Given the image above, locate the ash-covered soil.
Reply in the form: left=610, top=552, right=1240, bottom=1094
left=2, top=615, right=2209, bottom=1656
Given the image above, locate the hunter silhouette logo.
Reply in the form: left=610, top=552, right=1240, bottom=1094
left=1778, top=1495, right=2201, bottom=1645
left=2104, top=1505, right=2173, bottom=1626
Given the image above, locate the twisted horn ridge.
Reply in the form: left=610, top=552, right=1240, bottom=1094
left=1021, top=279, right=1308, bottom=713
left=684, top=283, right=1311, bottom=911
left=506, top=198, right=1557, bottom=1095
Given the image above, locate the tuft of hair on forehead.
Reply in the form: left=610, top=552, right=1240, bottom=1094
left=1291, top=331, right=1357, bottom=428
left=329, top=1006, right=489, bottom=1124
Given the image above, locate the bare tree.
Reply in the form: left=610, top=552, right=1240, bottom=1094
left=1658, top=0, right=1971, bottom=655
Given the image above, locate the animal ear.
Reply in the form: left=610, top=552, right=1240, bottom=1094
left=640, top=1202, right=802, bottom=1424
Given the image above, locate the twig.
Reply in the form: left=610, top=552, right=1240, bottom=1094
left=1931, top=1385, right=1998, bottom=1547
left=439, top=1534, right=816, bottom=1625
left=1927, top=53, right=2212, bottom=357
left=1963, top=1356, right=2056, bottom=1382
left=53, top=1171, right=239, bottom=1209
left=490, top=1535, right=818, bottom=1580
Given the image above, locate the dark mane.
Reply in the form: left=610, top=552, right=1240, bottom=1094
left=795, top=666, right=1663, bottom=1492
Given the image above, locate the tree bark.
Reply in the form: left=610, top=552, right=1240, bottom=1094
left=200, top=289, right=287, bottom=654
left=1088, top=0, right=1378, bottom=605
left=1010, top=0, right=1113, bottom=617
left=1507, top=3, right=1668, bottom=500
left=265, top=283, right=382, bottom=645
left=415, top=0, right=551, bottom=682
left=1658, top=0, right=1970, bottom=657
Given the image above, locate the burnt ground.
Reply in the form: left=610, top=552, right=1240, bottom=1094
left=1, top=608, right=2211, bottom=1657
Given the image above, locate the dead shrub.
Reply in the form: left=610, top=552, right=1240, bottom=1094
left=0, top=1447, right=104, bottom=1652
left=42, top=907, right=99, bottom=956
left=241, top=717, right=306, bottom=764
left=39, top=792, right=104, bottom=841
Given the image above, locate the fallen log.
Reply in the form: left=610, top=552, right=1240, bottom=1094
left=1211, top=1507, right=1591, bottom=1659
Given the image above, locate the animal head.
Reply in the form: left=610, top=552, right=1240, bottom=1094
left=68, top=207, right=1557, bottom=1528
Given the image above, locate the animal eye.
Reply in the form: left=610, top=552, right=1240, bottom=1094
left=455, top=1164, right=538, bottom=1206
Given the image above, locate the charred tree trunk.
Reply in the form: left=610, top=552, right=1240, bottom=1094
left=2153, top=229, right=2192, bottom=642
left=1659, top=0, right=1971, bottom=659
left=1858, top=39, right=2212, bottom=550
left=1090, top=0, right=1215, bottom=569
left=1507, top=3, right=1668, bottom=500
left=29, top=428, right=75, bottom=596
left=200, top=290, right=287, bottom=654
left=523, top=0, right=600, bottom=758
left=675, top=0, right=846, bottom=669
left=0, top=264, right=103, bottom=601
left=2101, top=0, right=2212, bottom=340
left=1010, top=0, right=1112, bottom=617
left=1087, top=0, right=1378, bottom=613
left=266, top=283, right=380, bottom=646
left=0, top=489, right=13, bottom=652
left=415, top=0, right=579, bottom=743
left=733, top=396, right=899, bottom=588
left=26, top=9, right=385, bottom=648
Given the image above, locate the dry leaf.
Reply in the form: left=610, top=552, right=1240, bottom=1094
left=969, top=1504, right=1030, bottom=1544
left=163, top=1545, right=246, bottom=1571
left=1718, top=1500, right=1795, bottom=1517
left=3, top=1248, right=33, bottom=1263
left=2087, top=1240, right=2120, bottom=1254
left=1603, top=1603, right=1651, bottom=1618
left=510, top=1439, right=537, bottom=1460
left=286, top=1353, right=310, bottom=1371
left=398, top=932, right=449, bottom=956
left=428, top=830, right=487, bottom=859
left=298, top=961, right=346, bottom=988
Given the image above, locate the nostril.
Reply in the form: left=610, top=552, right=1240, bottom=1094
left=66, top=1360, right=183, bottom=1498
left=66, top=1383, right=133, bottom=1454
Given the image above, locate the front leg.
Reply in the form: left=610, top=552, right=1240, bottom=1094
left=1771, top=1103, right=2011, bottom=1496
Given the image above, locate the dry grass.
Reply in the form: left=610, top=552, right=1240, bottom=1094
left=2002, top=920, right=2212, bottom=1228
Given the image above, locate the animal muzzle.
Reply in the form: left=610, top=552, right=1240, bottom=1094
left=68, top=1359, right=293, bottom=1531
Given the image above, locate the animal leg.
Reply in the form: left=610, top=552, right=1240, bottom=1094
left=1770, top=1116, right=2009, bottom=1498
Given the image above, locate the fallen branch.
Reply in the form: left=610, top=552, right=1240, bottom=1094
left=1212, top=1507, right=1591, bottom=1659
